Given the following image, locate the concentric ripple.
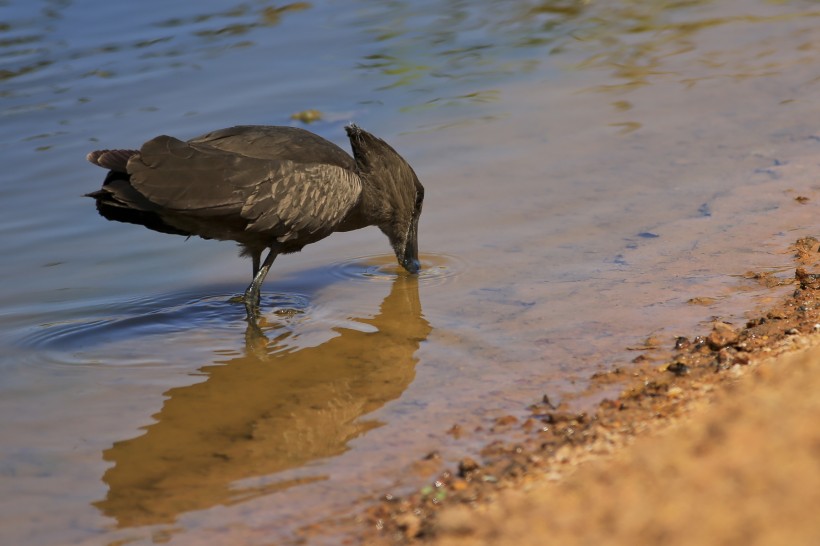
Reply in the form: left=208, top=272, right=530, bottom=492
left=15, top=254, right=463, bottom=364
left=328, top=253, right=465, bottom=286
left=18, top=290, right=313, bottom=355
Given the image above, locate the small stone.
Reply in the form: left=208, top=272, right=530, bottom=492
left=521, top=417, right=537, bottom=430
left=458, top=457, right=480, bottom=477
left=734, top=352, right=751, bottom=365
left=667, top=386, right=684, bottom=397
left=541, top=393, right=559, bottom=409
left=707, top=322, right=739, bottom=350
left=688, top=296, right=717, bottom=306
left=494, top=415, right=518, bottom=427
left=796, top=267, right=820, bottom=290
left=717, top=347, right=736, bottom=364
left=666, top=362, right=690, bottom=376
left=644, top=335, right=663, bottom=347
left=446, top=424, right=463, bottom=438
left=451, top=478, right=468, bottom=492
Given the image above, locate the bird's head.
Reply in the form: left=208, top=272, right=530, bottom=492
left=346, top=124, right=424, bottom=274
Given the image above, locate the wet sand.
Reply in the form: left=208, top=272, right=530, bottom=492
left=354, top=237, right=820, bottom=545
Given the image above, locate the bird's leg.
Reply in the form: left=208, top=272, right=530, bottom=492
left=244, top=249, right=277, bottom=318
left=251, top=251, right=261, bottom=278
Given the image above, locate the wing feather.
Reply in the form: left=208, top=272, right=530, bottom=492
left=128, top=135, right=283, bottom=215
left=241, top=162, right=362, bottom=242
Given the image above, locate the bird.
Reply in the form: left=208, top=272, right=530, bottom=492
left=86, top=124, right=424, bottom=317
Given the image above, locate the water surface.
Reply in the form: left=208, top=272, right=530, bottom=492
left=2, top=1, right=820, bottom=544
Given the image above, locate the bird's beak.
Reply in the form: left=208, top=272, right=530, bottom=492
left=400, top=216, right=420, bottom=274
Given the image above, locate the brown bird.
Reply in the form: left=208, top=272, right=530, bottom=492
left=86, top=124, right=424, bottom=316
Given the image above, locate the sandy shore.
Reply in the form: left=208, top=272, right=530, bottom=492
left=359, top=237, right=820, bottom=545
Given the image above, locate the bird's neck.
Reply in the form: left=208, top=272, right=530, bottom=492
left=337, top=172, right=391, bottom=232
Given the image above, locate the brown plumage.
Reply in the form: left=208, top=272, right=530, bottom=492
left=86, top=124, right=424, bottom=316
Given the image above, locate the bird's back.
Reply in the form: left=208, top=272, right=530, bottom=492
left=189, top=126, right=356, bottom=170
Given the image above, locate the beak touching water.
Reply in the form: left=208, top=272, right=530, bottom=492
left=400, top=216, right=420, bottom=274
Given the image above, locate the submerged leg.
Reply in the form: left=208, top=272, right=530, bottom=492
left=244, top=249, right=277, bottom=318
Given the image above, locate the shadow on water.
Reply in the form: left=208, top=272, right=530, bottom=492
left=92, top=274, right=430, bottom=528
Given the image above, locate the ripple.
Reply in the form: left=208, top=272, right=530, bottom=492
left=19, top=290, right=313, bottom=356
left=328, top=253, right=465, bottom=286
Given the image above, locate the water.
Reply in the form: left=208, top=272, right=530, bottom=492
left=2, top=0, right=820, bottom=544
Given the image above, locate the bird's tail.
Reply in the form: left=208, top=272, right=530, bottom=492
left=86, top=149, right=139, bottom=172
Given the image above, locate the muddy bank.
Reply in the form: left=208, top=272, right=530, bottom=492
left=357, top=237, right=820, bottom=545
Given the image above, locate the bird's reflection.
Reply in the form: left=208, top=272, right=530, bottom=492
left=93, top=275, right=430, bottom=527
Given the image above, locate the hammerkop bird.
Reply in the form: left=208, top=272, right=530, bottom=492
left=87, top=124, right=424, bottom=316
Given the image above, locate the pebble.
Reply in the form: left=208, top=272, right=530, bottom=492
left=707, top=322, right=739, bottom=349
left=458, top=457, right=480, bottom=477
left=667, top=386, right=684, bottom=398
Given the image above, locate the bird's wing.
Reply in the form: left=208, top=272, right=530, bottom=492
left=127, top=135, right=362, bottom=240
left=128, top=135, right=285, bottom=216
left=240, top=161, right=363, bottom=242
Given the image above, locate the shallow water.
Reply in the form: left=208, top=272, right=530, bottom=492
left=2, top=0, right=820, bottom=544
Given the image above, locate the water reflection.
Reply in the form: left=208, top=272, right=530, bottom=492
left=0, top=0, right=534, bottom=115
left=159, top=2, right=311, bottom=39
left=93, top=275, right=430, bottom=527
left=352, top=0, right=820, bottom=102
left=5, top=0, right=817, bottom=129
left=0, top=1, right=311, bottom=100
